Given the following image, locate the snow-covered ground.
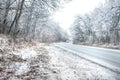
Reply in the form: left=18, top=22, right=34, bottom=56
left=0, top=35, right=120, bottom=80
left=47, top=46, right=120, bottom=80
left=0, top=35, right=51, bottom=80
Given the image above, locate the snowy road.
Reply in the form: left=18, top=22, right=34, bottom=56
left=48, top=46, right=120, bottom=80
left=53, top=43, right=120, bottom=73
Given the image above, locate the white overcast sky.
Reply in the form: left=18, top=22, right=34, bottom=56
left=52, top=0, right=105, bottom=33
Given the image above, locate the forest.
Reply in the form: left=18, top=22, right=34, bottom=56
left=0, top=0, right=69, bottom=43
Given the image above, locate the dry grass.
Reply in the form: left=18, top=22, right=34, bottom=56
left=75, top=42, right=120, bottom=50
left=0, top=35, right=52, bottom=80
left=0, top=34, right=7, bottom=38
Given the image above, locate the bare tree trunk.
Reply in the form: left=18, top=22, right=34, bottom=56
left=32, top=17, right=38, bottom=39
left=8, top=0, right=25, bottom=36
left=6, top=0, right=25, bottom=41
left=24, top=0, right=35, bottom=37
left=13, top=0, right=25, bottom=41
left=2, top=0, right=11, bottom=34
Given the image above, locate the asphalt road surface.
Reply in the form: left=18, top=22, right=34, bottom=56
left=53, top=43, right=120, bottom=73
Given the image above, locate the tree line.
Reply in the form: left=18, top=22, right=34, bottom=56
left=71, top=0, right=120, bottom=45
left=0, top=0, right=69, bottom=42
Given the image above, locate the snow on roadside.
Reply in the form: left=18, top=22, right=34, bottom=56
left=13, top=47, right=37, bottom=59
left=47, top=46, right=120, bottom=80
left=0, top=35, right=120, bottom=80
left=0, top=35, right=51, bottom=80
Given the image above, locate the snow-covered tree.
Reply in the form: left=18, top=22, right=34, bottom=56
left=71, top=0, right=120, bottom=45
left=0, top=0, right=70, bottom=42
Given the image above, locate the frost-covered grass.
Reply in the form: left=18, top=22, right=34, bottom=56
left=0, top=35, right=51, bottom=80
left=77, top=42, right=120, bottom=50
left=0, top=35, right=120, bottom=80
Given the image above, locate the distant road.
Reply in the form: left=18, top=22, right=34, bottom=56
left=53, top=42, right=120, bottom=73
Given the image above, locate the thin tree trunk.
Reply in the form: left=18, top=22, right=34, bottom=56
left=13, top=0, right=25, bottom=41
left=2, top=0, right=10, bottom=34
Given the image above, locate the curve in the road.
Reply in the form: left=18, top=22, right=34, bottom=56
left=53, top=43, right=120, bottom=74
